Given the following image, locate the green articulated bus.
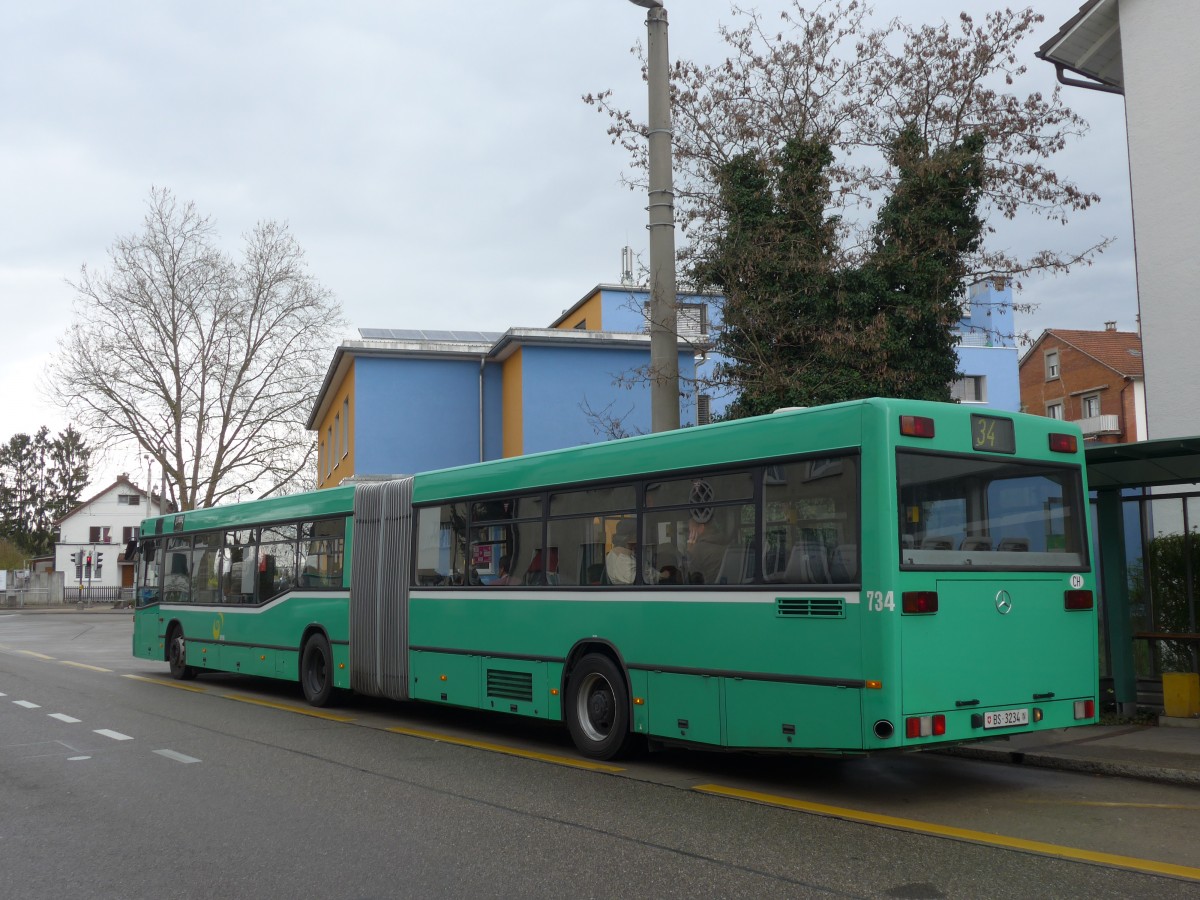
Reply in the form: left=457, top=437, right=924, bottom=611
left=131, top=398, right=1099, bottom=760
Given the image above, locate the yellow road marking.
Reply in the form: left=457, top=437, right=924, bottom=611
left=59, top=660, right=112, bottom=673
left=387, top=726, right=625, bottom=773
left=16, top=650, right=55, bottom=660
left=224, top=694, right=356, bottom=723
left=695, top=785, right=1200, bottom=882
left=122, top=674, right=209, bottom=693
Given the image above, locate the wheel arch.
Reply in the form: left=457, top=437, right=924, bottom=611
left=561, top=638, right=630, bottom=700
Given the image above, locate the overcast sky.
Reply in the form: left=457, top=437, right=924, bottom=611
left=0, top=1, right=1135, bottom=489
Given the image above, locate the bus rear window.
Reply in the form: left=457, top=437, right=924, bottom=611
left=897, top=450, right=1087, bottom=570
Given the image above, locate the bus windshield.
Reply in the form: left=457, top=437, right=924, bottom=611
left=897, top=450, right=1087, bottom=571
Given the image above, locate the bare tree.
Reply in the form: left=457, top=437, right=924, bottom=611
left=52, top=188, right=345, bottom=510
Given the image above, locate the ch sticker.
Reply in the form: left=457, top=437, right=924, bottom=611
left=1070, top=574, right=1084, bottom=589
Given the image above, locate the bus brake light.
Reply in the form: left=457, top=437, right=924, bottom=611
left=900, top=416, right=935, bottom=438
left=1074, top=699, right=1095, bottom=719
left=905, top=714, right=946, bottom=738
left=902, top=591, right=938, bottom=614
left=1049, top=433, right=1077, bottom=453
left=1064, top=590, right=1093, bottom=610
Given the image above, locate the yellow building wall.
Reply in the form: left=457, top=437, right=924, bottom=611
left=555, top=290, right=602, bottom=331
left=316, top=360, right=356, bottom=489
left=502, top=349, right=523, bottom=458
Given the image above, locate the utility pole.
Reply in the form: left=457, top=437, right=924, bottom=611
left=630, top=0, right=680, bottom=432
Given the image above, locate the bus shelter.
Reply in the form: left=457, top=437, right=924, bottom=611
left=1087, top=438, right=1200, bottom=714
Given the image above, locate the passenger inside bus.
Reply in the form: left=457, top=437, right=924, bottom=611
left=605, top=519, right=639, bottom=584
left=493, top=555, right=514, bottom=585
left=685, top=517, right=726, bottom=584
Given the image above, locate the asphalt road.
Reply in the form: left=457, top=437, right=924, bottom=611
left=2, top=613, right=1198, bottom=899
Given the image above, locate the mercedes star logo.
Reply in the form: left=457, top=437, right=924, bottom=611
left=995, top=590, right=1013, bottom=615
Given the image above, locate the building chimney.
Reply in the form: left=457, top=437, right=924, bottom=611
left=1104, top=321, right=1117, bottom=332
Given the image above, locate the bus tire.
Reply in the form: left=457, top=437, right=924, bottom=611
left=566, top=653, right=633, bottom=760
left=166, top=625, right=196, bottom=681
left=300, top=633, right=334, bottom=707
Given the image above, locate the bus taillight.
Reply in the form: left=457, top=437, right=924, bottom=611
left=1064, top=589, right=1093, bottom=610
left=900, top=415, right=935, bottom=438
left=902, top=591, right=938, bottom=614
left=1074, top=699, right=1095, bottom=719
left=1048, top=432, right=1077, bottom=453
left=905, top=714, right=946, bottom=738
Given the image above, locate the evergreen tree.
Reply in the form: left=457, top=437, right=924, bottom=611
left=864, top=128, right=986, bottom=402
left=0, top=427, right=91, bottom=556
left=700, top=128, right=985, bottom=414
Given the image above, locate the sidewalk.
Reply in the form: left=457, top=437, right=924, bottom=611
left=943, top=719, right=1200, bottom=787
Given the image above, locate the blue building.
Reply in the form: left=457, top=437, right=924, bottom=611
left=950, top=279, right=1021, bottom=411
left=308, top=280, right=1018, bottom=487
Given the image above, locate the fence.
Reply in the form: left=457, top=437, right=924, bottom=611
left=63, top=585, right=137, bottom=607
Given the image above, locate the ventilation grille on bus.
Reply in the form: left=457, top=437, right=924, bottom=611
left=487, top=669, right=533, bottom=702
left=776, top=597, right=845, bottom=618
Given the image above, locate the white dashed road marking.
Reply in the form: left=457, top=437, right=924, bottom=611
left=154, top=749, right=201, bottom=764
left=93, top=729, right=133, bottom=741
left=14, top=700, right=40, bottom=708
left=49, top=713, right=82, bottom=723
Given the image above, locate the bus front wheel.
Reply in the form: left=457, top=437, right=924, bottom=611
left=166, top=626, right=196, bottom=681
left=300, top=633, right=334, bottom=707
left=566, top=653, right=632, bottom=760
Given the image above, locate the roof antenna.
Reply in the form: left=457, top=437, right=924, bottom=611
left=621, top=246, right=635, bottom=286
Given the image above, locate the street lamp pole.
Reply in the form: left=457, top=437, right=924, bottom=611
left=631, top=0, right=680, bottom=432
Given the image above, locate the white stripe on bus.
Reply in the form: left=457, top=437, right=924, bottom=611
left=410, top=590, right=861, bottom=604
left=159, top=589, right=859, bottom=607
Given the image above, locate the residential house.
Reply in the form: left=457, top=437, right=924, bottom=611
left=1018, top=323, right=1146, bottom=444
left=54, top=475, right=169, bottom=590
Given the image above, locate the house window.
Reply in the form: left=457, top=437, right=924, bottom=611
left=342, top=398, right=350, bottom=457
left=89, top=526, right=112, bottom=543
left=1045, top=350, right=1060, bottom=380
left=642, top=301, right=709, bottom=341
left=1082, top=394, right=1101, bottom=418
left=318, top=441, right=325, bottom=481
left=1046, top=402, right=1064, bottom=420
left=950, top=375, right=987, bottom=403
left=697, top=393, right=712, bottom=426
left=327, top=426, right=334, bottom=477
left=333, top=413, right=340, bottom=466
left=118, top=493, right=141, bottom=506
left=122, top=526, right=137, bottom=544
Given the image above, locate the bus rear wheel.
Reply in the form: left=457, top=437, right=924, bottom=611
left=566, top=653, right=633, bottom=760
left=166, top=626, right=196, bottom=681
left=300, top=633, right=334, bottom=707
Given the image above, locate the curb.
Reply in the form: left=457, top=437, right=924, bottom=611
left=941, top=744, right=1200, bottom=789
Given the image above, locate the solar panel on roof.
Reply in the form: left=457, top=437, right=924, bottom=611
left=358, top=327, right=502, bottom=344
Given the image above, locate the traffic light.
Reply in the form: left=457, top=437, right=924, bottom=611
left=85, top=553, right=92, bottom=578
left=69, top=552, right=77, bottom=566
left=95, top=551, right=104, bottom=577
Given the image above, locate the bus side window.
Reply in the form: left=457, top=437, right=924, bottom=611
left=299, top=519, right=346, bottom=589
left=763, top=456, right=860, bottom=585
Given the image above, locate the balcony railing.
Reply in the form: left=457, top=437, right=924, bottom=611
left=1073, top=414, right=1121, bottom=436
